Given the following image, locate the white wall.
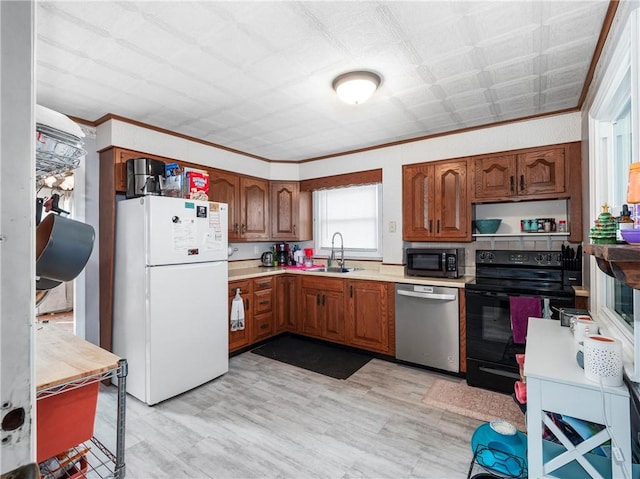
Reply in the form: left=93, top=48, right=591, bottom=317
left=0, top=1, right=35, bottom=472
left=78, top=130, right=100, bottom=345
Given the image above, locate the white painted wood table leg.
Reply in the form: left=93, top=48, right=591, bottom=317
left=527, top=376, right=544, bottom=478
left=608, top=390, right=632, bottom=479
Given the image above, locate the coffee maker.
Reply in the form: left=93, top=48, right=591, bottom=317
left=126, top=158, right=165, bottom=199
left=274, top=243, right=291, bottom=265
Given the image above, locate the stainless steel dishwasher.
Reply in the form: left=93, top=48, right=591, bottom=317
left=395, top=283, right=459, bottom=372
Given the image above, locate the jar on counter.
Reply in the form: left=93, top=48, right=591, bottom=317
left=617, top=204, right=634, bottom=242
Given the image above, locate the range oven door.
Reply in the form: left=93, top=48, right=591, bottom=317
left=465, top=288, right=574, bottom=394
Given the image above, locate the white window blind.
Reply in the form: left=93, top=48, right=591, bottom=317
left=314, top=183, right=382, bottom=258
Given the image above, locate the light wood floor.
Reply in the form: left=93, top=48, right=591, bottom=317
left=95, top=350, right=484, bottom=479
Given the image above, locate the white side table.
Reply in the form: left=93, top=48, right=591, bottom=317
left=525, top=318, right=631, bottom=479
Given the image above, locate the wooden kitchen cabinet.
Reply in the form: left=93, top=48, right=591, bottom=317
left=347, top=280, right=394, bottom=355
left=252, top=276, right=275, bottom=342
left=228, top=280, right=253, bottom=353
left=210, top=168, right=241, bottom=241
left=275, top=275, right=298, bottom=333
left=210, top=171, right=270, bottom=241
left=299, top=276, right=346, bottom=343
left=402, top=158, right=470, bottom=241
left=270, top=181, right=312, bottom=241
left=472, top=145, right=567, bottom=202
left=113, top=148, right=141, bottom=193
left=240, top=176, right=270, bottom=241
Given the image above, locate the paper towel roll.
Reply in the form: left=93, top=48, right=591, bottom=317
left=583, top=335, right=623, bottom=387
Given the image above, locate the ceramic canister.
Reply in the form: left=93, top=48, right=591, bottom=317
left=583, top=335, right=624, bottom=387
left=573, top=318, right=599, bottom=345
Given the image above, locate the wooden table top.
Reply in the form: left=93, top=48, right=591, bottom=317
left=36, top=323, right=121, bottom=391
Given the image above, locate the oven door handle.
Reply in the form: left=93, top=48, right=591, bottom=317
left=397, top=290, right=456, bottom=301
left=467, top=290, right=507, bottom=298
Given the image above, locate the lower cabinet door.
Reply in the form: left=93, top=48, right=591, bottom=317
left=323, top=291, right=345, bottom=342
left=228, top=280, right=251, bottom=352
left=253, top=312, right=274, bottom=341
left=348, top=280, right=391, bottom=354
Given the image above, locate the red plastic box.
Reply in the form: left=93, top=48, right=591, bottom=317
left=36, top=382, right=99, bottom=462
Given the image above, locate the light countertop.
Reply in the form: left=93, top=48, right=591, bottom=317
left=228, top=260, right=589, bottom=295
left=229, top=261, right=472, bottom=288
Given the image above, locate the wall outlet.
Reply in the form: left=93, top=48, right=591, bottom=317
left=389, top=221, right=397, bottom=233
left=254, top=245, right=260, bottom=254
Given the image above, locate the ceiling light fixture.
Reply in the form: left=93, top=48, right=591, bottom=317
left=332, top=71, right=381, bottom=105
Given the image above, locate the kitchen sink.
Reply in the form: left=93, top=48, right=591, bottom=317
left=305, top=267, right=361, bottom=273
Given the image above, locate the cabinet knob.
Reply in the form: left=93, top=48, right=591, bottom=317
left=260, top=324, right=268, bottom=330
left=293, top=224, right=296, bottom=235
left=428, top=219, right=432, bottom=233
left=241, top=224, right=247, bottom=234
left=234, top=223, right=239, bottom=234
left=510, top=176, right=515, bottom=193
left=520, top=175, right=525, bottom=191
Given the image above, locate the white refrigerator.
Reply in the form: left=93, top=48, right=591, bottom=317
left=113, top=196, right=229, bottom=405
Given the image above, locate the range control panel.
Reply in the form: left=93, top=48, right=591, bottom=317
left=476, top=250, right=563, bottom=267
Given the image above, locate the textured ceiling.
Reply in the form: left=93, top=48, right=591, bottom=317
left=36, top=1, right=611, bottom=162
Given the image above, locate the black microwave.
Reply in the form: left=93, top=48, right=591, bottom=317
left=405, top=248, right=465, bottom=278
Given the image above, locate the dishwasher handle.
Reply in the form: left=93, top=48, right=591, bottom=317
left=397, top=289, right=456, bottom=301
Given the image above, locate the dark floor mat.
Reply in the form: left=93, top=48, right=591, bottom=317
left=251, top=336, right=372, bottom=380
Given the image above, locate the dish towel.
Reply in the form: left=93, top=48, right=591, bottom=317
left=509, top=296, right=541, bottom=344
left=230, top=288, right=245, bottom=332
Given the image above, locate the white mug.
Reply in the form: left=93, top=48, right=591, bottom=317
left=574, top=318, right=598, bottom=343
left=570, top=314, right=592, bottom=333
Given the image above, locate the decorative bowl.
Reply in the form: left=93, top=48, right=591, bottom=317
left=475, top=219, right=502, bottom=234
left=621, top=229, right=640, bottom=244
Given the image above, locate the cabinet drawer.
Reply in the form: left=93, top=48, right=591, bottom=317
left=254, top=277, right=273, bottom=291
left=254, top=312, right=274, bottom=341
left=300, top=276, right=344, bottom=292
left=229, top=280, right=251, bottom=298
left=254, top=289, right=273, bottom=314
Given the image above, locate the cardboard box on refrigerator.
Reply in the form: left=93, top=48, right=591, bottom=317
left=182, top=167, right=209, bottom=201
left=163, top=163, right=182, bottom=197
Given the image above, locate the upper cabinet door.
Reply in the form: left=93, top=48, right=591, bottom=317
left=472, top=154, right=517, bottom=200
left=271, top=181, right=299, bottom=240
left=240, top=177, right=270, bottom=240
left=210, top=169, right=241, bottom=240
left=434, top=159, right=470, bottom=239
left=402, top=163, right=434, bottom=241
left=402, top=159, right=471, bottom=242
left=472, top=146, right=567, bottom=202
left=517, top=147, right=566, bottom=197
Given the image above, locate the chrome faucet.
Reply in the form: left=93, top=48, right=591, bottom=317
left=328, top=232, right=344, bottom=269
